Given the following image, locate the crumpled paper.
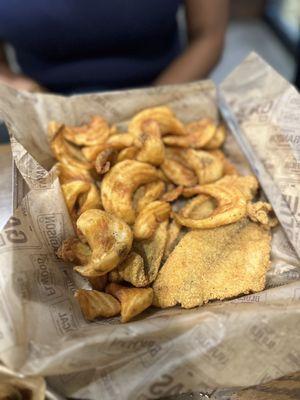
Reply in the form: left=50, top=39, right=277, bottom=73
left=0, top=53, right=299, bottom=400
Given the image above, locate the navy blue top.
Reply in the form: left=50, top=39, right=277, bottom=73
left=0, top=0, right=182, bottom=93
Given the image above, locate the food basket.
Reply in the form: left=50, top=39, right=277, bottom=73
left=0, top=53, right=299, bottom=400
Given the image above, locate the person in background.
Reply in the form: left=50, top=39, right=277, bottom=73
left=0, top=0, right=228, bottom=94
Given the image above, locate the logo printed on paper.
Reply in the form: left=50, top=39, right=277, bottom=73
left=25, top=157, right=53, bottom=190
left=50, top=299, right=79, bottom=336
left=284, top=160, right=300, bottom=176
left=146, top=374, right=189, bottom=399
left=58, top=370, right=90, bottom=385
left=108, top=336, right=162, bottom=358
left=270, top=133, right=300, bottom=149
left=98, top=369, right=121, bottom=399
left=189, top=323, right=230, bottom=370
left=277, top=190, right=300, bottom=248
left=37, top=213, right=64, bottom=257
left=32, top=254, right=62, bottom=300
left=281, top=194, right=300, bottom=220
left=62, top=269, right=78, bottom=295
left=248, top=323, right=281, bottom=351
left=232, top=98, right=273, bottom=124
left=0, top=217, right=27, bottom=247
left=0, top=208, right=42, bottom=252
left=231, top=292, right=267, bottom=303
left=110, top=337, right=163, bottom=368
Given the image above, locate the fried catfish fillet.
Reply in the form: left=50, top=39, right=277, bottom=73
left=152, top=218, right=271, bottom=309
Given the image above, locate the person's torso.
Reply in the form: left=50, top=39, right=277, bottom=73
left=0, top=0, right=182, bottom=93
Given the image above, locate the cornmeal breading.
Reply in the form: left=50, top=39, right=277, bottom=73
left=153, top=218, right=271, bottom=308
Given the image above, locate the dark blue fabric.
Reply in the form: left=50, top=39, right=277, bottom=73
left=0, top=123, right=9, bottom=143
left=0, top=0, right=182, bottom=93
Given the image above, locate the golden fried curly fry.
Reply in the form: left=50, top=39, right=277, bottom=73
left=247, top=201, right=278, bottom=228
left=182, top=149, right=224, bottom=184
left=75, top=289, right=121, bottom=320
left=110, top=217, right=168, bottom=286
left=88, top=275, right=108, bottom=291
left=110, top=125, right=118, bottom=135
left=203, top=123, right=226, bottom=150
left=164, top=147, right=188, bottom=164
left=135, top=120, right=165, bottom=166
left=77, top=183, right=102, bottom=215
left=117, top=146, right=139, bottom=162
left=181, top=195, right=216, bottom=219
left=134, top=201, right=171, bottom=240
left=81, top=143, right=110, bottom=162
left=94, top=148, right=118, bottom=175
left=66, top=139, right=90, bottom=163
left=48, top=120, right=63, bottom=139
left=58, top=235, right=107, bottom=284
left=133, top=180, right=165, bottom=212
left=105, top=283, right=153, bottom=322
left=74, top=209, right=133, bottom=277
left=208, top=150, right=239, bottom=176
left=162, top=136, right=188, bottom=148
left=163, top=118, right=216, bottom=148
left=216, top=175, right=259, bottom=201
left=182, top=175, right=258, bottom=200
left=57, top=237, right=91, bottom=265
left=129, top=106, right=185, bottom=137
left=106, top=133, right=134, bottom=149
left=101, top=160, right=160, bottom=224
left=161, top=185, right=183, bottom=202
left=161, top=159, right=197, bottom=187
left=62, top=116, right=111, bottom=146
left=50, top=124, right=92, bottom=170
left=55, top=162, right=93, bottom=184
left=161, top=147, right=198, bottom=187
left=185, top=118, right=217, bottom=147
left=109, top=252, right=148, bottom=287
left=133, top=220, right=168, bottom=284
left=182, top=186, right=199, bottom=198
left=61, top=180, right=91, bottom=218
left=173, top=182, right=247, bottom=229
left=156, top=168, right=170, bottom=183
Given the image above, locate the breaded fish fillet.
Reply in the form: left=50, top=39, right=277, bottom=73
left=152, top=218, right=271, bottom=308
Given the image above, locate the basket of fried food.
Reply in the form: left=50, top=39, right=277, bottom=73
left=50, top=106, right=277, bottom=323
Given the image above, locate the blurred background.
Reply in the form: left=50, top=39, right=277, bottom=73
left=210, top=0, right=298, bottom=83
left=0, top=0, right=299, bottom=143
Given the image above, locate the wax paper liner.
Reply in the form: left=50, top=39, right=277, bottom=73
left=0, top=53, right=299, bottom=400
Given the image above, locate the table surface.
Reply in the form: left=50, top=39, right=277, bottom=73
left=0, top=144, right=12, bottom=229
left=0, top=143, right=299, bottom=400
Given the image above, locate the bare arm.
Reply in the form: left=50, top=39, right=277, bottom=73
left=154, top=0, right=229, bottom=85
left=0, top=42, right=44, bottom=91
